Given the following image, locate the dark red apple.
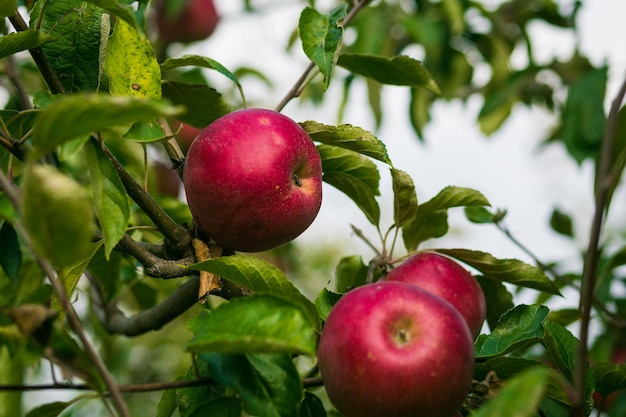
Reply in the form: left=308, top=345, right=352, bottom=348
left=384, top=252, right=486, bottom=338
left=154, top=0, right=220, bottom=45
left=317, top=281, right=474, bottom=417
left=182, top=108, right=322, bottom=252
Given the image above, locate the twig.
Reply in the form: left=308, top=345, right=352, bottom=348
left=274, top=0, right=371, bottom=112
left=90, top=272, right=248, bottom=337
left=8, top=11, right=65, bottom=95
left=3, top=55, right=32, bottom=109
left=115, top=233, right=195, bottom=278
left=95, top=138, right=193, bottom=257
left=0, top=377, right=216, bottom=394
left=0, top=170, right=131, bottom=417
left=494, top=220, right=626, bottom=328
left=572, top=72, right=626, bottom=416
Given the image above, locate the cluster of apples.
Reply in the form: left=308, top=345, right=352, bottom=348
left=317, top=252, right=486, bottom=417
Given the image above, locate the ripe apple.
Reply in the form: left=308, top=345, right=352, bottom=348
left=182, top=108, right=322, bottom=252
left=154, top=0, right=220, bottom=45
left=317, top=281, right=474, bottom=417
left=384, top=252, right=486, bottom=338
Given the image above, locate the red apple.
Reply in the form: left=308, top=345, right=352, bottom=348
left=317, top=281, right=474, bottom=417
left=154, top=0, right=220, bottom=45
left=384, top=252, right=486, bottom=338
left=182, top=108, right=322, bottom=252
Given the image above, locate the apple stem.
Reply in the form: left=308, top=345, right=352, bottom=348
left=292, top=173, right=303, bottom=187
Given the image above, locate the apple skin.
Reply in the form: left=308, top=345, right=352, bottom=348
left=183, top=108, right=322, bottom=252
left=384, top=252, right=486, bottom=338
left=155, top=0, right=220, bottom=44
left=317, top=281, right=474, bottom=417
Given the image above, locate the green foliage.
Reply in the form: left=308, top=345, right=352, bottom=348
left=186, top=295, right=317, bottom=356
left=299, top=5, right=347, bottom=89
left=21, top=164, right=93, bottom=268
left=0, top=0, right=623, bottom=416
left=473, top=367, right=550, bottom=417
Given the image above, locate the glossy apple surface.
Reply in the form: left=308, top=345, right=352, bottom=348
left=318, top=281, right=474, bottom=417
left=183, top=108, right=322, bottom=252
left=384, top=252, right=486, bottom=338
left=155, top=0, right=219, bottom=44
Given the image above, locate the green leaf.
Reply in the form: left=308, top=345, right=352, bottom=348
left=0, top=30, right=54, bottom=59
left=465, top=206, right=503, bottom=224
left=51, top=242, right=103, bottom=317
left=84, top=140, right=130, bottom=258
left=31, top=0, right=106, bottom=92
left=299, top=392, right=327, bottom=417
left=541, top=320, right=577, bottom=380
left=337, top=54, right=440, bottom=95
left=472, top=367, right=550, bottom=417
left=161, top=81, right=230, bottom=129
left=161, top=55, right=245, bottom=104
left=476, top=276, right=514, bottom=332
left=391, top=168, right=418, bottom=228
left=201, top=353, right=304, bottom=417
left=592, top=362, right=626, bottom=396
left=0, top=0, right=16, bottom=17
left=83, top=0, right=137, bottom=30
left=437, top=249, right=561, bottom=295
left=561, top=66, right=607, bottom=164
left=105, top=18, right=161, bottom=98
left=156, top=388, right=177, bottom=417
left=31, top=94, right=180, bottom=153
left=300, top=121, right=391, bottom=164
left=315, top=288, right=342, bottom=322
left=318, top=144, right=380, bottom=226
left=409, top=87, right=434, bottom=141
left=335, top=255, right=368, bottom=293
left=299, top=5, right=347, bottom=89
left=186, top=295, right=317, bottom=356
left=187, top=255, right=318, bottom=328
left=402, top=186, right=490, bottom=251
left=549, top=208, right=574, bottom=238
left=21, top=164, right=93, bottom=268
left=419, top=185, right=490, bottom=212
left=0, top=221, right=21, bottom=284
left=475, top=304, right=549, bottom=358
left=25, top=401, right=73, bottom=417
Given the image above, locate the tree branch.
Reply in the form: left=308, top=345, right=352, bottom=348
left=572, top=72, right=626, bottom=416
left=8, top=11, right=65, bottom=95
left=115, top=233, right=195, bottom=279
left=0, top=170, right=131, bottom=417
left=92, top=274, right=248, bottom=337
left=95, top=138, right=193, bottom=257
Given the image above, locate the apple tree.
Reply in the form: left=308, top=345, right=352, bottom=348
left=0, top=0, right=625, bottom=416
